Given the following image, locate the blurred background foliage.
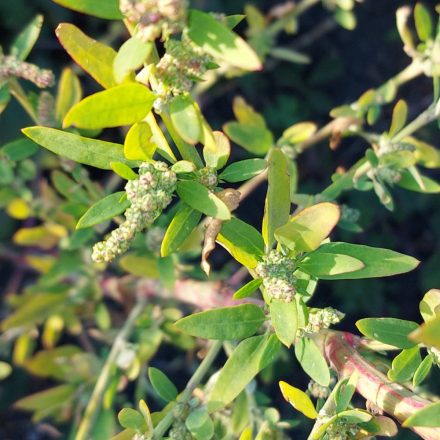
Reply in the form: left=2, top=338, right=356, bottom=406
left=1, top=0, right=440, bottom=439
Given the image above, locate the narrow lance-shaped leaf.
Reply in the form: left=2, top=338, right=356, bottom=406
left=64, top=83, right=156, bottom=129
left=233, top=278, right=263, bottom=300
left=279, top=381, right=318, bottom=419
left=55, top=68, right=82, bottom=122
left=174, top=304, right=265, bottom=340
left=389, top=99, right=408, bottom=137
left=219, top=159, right=267, bottom=183
left=217, top=218, right=264, bottom=269
left=176, top=181, right=230, bottom=220
left=414, top=3, right=433, bottom=42
left=56, top=23, right=117, bottom=89
left=148, top=367, right=178, bottom=402
left=356, top=318, right=419, bottom=349
left=161, top=203, right=202, bottom=257
left=263, top=148, right=290, bottom=249
left=52, top=0, right=123, bottom=20
left=10, top=14, right=43, bottom=60
left=22, top=127, right=139, bottom=170
left=188, top=10, right=262, bottom=71
left=275, top=203, right=340, bottom=253
left=388, top=346, right=421, bottom=382
left=208, top=334, right=281, bottom=411
left=297, top=253, right=365, bottom=279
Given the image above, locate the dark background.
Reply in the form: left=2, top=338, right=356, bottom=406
left=1, top=0, right=440, bottom=438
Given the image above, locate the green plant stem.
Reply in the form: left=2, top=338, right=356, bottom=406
left=9, top=79, right=39, bottom=124
left=74, top=296, right=147, bottom=440
left=152, top=340, right=222, bottom=439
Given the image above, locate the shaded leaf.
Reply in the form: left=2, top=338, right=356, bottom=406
left=148, top=367, right=178, bottom=402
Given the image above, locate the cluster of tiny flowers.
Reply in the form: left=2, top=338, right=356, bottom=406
left=154, top=37, right=213, bottom=111
left=378, top=136, right=415, bottom=155
left=375, top=167, right=401, bottom=185
left=255, top=250, right=296, bottom=302
left=92, top=162, right=176, bottom=263
left=301, top=307, right=345, bottom=335
left=37, top=91, right=56, bottom=127
left=169, top=403, right=193, bottom=439
left=145, top=226, right=165, bottom=253
left=307, top=380, right=331, bottom=400
left=320, top=417, right=360, bottom=440
left=198, top=167, right=217, bottom=188
left=120, top=0, right=187, bottom=41
left=428, top=347, right=440, bottom=367
left=340, top=205, right=360, bottom=224
left=0, top=56, right=54, bottom=88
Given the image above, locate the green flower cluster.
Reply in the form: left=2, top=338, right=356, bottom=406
left=0, top=55, right=54, bottom=88
left=255, top=250, right=296, bottom=303
left=170, top=403, right=193, bottom=439
left=307, top=380, right=332, bottom=400
left=119, top=0, right=188, bottom=41
left=321, top=418, right=360, bottom=440
left=92, top=162, right=176, bottom=263
left=302, top=307, right=345, bottom=335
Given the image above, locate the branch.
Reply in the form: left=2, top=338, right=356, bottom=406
left=324, top=331, right=440, bottom=440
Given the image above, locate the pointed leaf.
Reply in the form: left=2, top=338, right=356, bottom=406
left=297, top=253, right=364, bottom=279
left=389, top=99, right=408, bottom=137
left=413, top=355, right=433, bottom=387
left=219, top=159, right=267, bottom=183
left=148, top=367, right=178, bottom=402
left=114, top=37, right=152, bottom=83
left=414, top=3, right=433, bottom=42
left=52, top=0, right=123, bottom=20
left=174, top=305, right=265, bottom=340
left=279, top=381, right=317, bottom=419
left=388, top=346, right=421, bottom=382
left=233, top=279, right=263, bottom=300
left=10, top=15, right=43, bottom=60
left=55, top=68, right=82, bottom=121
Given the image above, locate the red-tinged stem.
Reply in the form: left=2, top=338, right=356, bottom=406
left=324, top=331, right=440, bottom=440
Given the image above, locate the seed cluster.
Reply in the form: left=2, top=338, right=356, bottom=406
left=255, top=250, right=296, bottom=303
left=120, top=0, right=187, bottom=41
left=307, top=380, right=331, bottom=400
left=170, top=403, right=193, bottom=439
left=92, top=162, right=176, bottom=263
left=302, top=307, right=345, bottom=335
left=320, top=418, right=360, bottom=440
left=0, top=55, right=54, bottom=88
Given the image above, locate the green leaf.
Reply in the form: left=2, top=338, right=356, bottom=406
left=233, top=278, right=263, bottom=300
left=208, top=334, right=281, bottom=411
left=119, top=253, right=159, bottom=278
left=22, top=127, right=138, bottom=170
left=174, top=305, right=265, bottom=340
left=306, top=242, right=419, bottom=279
left=111, top=162, right=137, bottom=180
left=186, top=407, right=214, bottom=440
left=219, top=159, right=267, bottom=183
left=55, top=68, right=82, bottom=122
left=410, top=316, right=440, bottom=349
left=176, top=181, right=230, bottom=220
left=388, top=346, right=421, bottom=382
left=397, top=169, right=440, bottom=193
left=10, top=14, right=43, bottom=60
left=14, top=384, right=76, bottom=412
left=148, top=367, right=178, bottom=402
left=334, top=9, right=356, bottom=30
left=188, top=10, right=262, bottom=71
left=203, top=130, right=231, bottom=170
left=270, top=300, right=297, bottom=348
left=2, top=138, right=38, bottom=161
left=420, top=289, right=440, bottom=323
left=0, top=361, right=12, bottom=380
left=414, top=3, right=433, bottom=42
left=169, top=95, right=202, bottom=145
left=161, top=204, right=202, bottom=257
left=124, top=122, right=156, bottom=161
left=64, top=83, right=155, bottom=129
left=356, top=318, right=419, bottom=349
left=389, top=99, right=408, bottom=137
left=56, top=23, right=117, bottom=89
left=403, top=401, right=440, bottom=427
left=279, top=381, right=317, bottom=419
left=76, top=192, right=129, bottom=229
left=232, top=96, right=266, bottom=127
left=263, top=148, right=290, bottom=248
left=297, top=253, right=364, bottom=279
left=294, top=337, right=330, bottom=386
left=334, top=373, right=358, bottom=413
left=282, top=122, right=317, bottom=144
left=413, top=354, right=433, bottom=387
left=114, top=37, right=152, bottom=83
left=217, top=218, right=264, bottom=268
left=52, top=0, right=122, bottom=20
left=224, top=122, right=272, bottom=155
left=274, top=203, right=340, bottom=253
left=118, top=408, right=146, bottom=431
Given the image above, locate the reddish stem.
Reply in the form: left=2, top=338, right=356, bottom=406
left=324, top=331, right=440, bottom=440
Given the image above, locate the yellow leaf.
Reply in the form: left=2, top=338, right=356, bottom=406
left=279, top=381, right=318, bottom=419
left=239, top=426, right=253, bottom=440
left=6, top=198, right=31, bottom=220
left=25, top=255, right=56, bottom=273
left=13, top=224, right=67, bottom=249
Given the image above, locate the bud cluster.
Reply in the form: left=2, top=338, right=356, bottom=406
left=301, top=307, right=345, bottom=335
left=255, top=250, right=296, bottom=303
left=0, top=55, right=54, bottom=88
left=92, top=162, right=176, bottom=263
left=320, top=418, right=360, bottom=440
left=169, top=422, right=193, bottom=440
left=307, top=380, right=331, bottom=400
left=198, top=167, right=218, bottom=188
left=154, top=37, right=213, bottom=111
left=120, top=0, right=187, bottom=41
left=37, top=91, right=56, bottom=127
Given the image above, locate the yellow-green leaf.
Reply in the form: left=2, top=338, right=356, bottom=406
left=64, top=83, right=155, bottom=129
left=124, top=122, right=156, bottom=161
left=410, top=316, right=440, bottom=349
left=389, top=99, right=408, bottom=137
left=279, top=381, right=317, bottom=419
left=52, top=0, right=122, bottom=20
left=55, top=68, right=82, bottom=121
left=56, top=23, right=117, bottom=88
left=169, top=94, right=202, bottom=145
